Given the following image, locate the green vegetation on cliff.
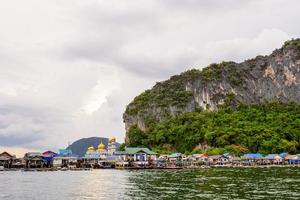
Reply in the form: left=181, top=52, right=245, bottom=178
left=283, top=38, right=300, bottom=51
left=125, top=61, right=244, bottom=116
left=127, top=102, right=300, bottom=155
left=125, top=84, right=193, bottom=115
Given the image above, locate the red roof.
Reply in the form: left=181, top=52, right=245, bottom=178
left=42, top=150, right=57, bottom=157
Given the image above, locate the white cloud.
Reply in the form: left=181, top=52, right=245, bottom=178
left=81, top=66, right=120, bottom=115
left=202, top=29, right=292, bottom=64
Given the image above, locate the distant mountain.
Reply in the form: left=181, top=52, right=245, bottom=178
left=67, top=137, right=120, bottom=157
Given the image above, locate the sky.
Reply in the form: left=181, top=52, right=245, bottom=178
left=0, top=0, right=300, bottom=156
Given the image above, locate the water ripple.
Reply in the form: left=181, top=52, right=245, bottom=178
left=0, top=168, right=299, bottom=199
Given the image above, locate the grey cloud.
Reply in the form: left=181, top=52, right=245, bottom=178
left=0, top=103, right=72, bottom=149
left=115, top=53, right=199, bottom=78
left=58, top=0, right=300, bottom=79
left=63, top=42, right=199, bottom=78
left=0, top=133, right=42, bottom=147
left=0, top=121, right=9, bottom=129
left=0, top=104, right=68, bottom=124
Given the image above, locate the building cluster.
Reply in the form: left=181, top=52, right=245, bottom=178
left=1, top=137, right=300, bottom=170
left=165, top=152, right=300, bottom=168
left=0, top=137, right=157, bottom=170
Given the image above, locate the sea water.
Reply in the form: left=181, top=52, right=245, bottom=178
left=0, top=168, right=300, bottom=200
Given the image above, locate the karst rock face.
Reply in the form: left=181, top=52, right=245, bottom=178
left=123, top=39, right=300, bottom=142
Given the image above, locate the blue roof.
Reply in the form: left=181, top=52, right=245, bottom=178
left=279, top=153, right=288, bottom=158
left=56, top=148, right=78, bottom=158
left=244, top=153, right=263, bottom=158
left=58, top=149, right=73, bottom=156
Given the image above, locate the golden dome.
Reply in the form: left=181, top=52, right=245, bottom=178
left=109, top=136, right=116, bottom=142
left=98, top=142, right=106, bottom=150
left=87, top=146, right=95, bottom=152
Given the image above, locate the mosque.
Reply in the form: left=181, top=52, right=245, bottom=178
left=84, top=136, right=117, bottom=160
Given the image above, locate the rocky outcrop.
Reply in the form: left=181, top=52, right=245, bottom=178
left=123, top=39, right=300, bottom=142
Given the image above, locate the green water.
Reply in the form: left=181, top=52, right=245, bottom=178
left=126, top=167, right=300, bottom=199
left=0, top=167, right=299, bottom=199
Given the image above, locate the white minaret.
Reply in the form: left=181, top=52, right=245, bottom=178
left=108, top=136, right=116, bottom=154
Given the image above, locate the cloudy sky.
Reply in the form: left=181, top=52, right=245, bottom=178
left=0, top=0, right=300, bottom=156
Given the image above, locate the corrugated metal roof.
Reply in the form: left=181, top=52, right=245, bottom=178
left=168, top=153, right=182, bottom=158
left=124, top=147, right=157, bottom=155
left=285, top=155, right=299, bottom=160
left=264, top=154, right=282, bottom=159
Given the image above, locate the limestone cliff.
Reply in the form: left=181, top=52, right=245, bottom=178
left=123, top=39, right=300, bottom=142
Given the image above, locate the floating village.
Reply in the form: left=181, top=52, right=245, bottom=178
left=1, top=136, right=300, bottom=171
